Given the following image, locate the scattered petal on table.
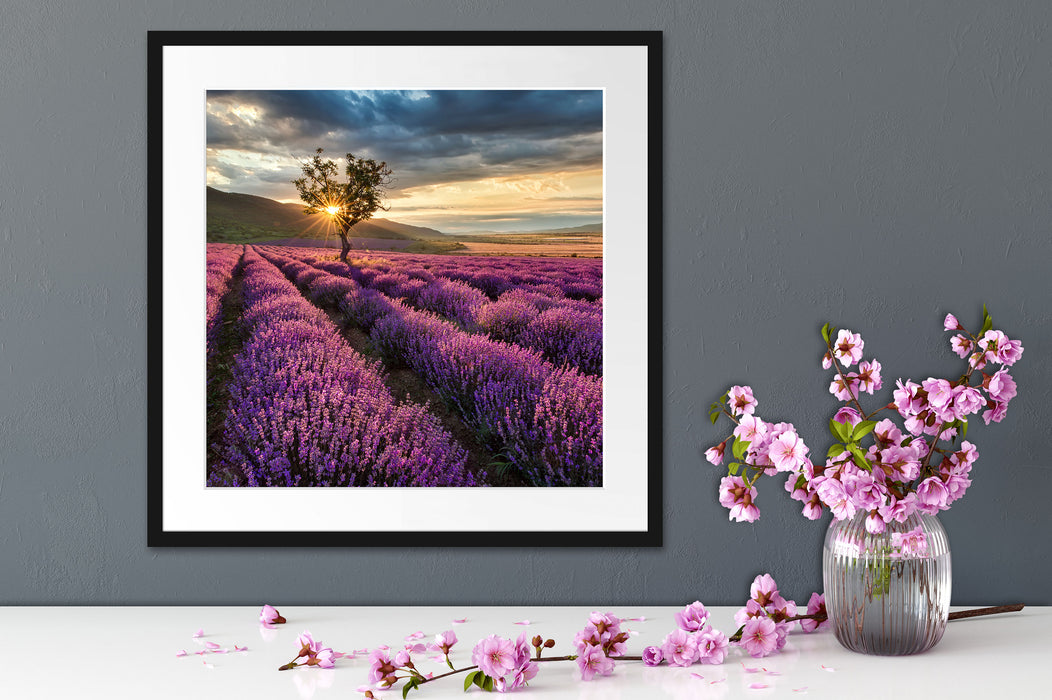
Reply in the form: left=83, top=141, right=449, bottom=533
left=452, top=619, right=468, bottom=624
left=710, top=678, right=726, bottom=685
left=513, top=620, right=531, bottom=626
left=404, top=643, right=426, bottom=654
left=192, top=628, right=204, bottom=638
left=627, top=616, right=647, bottom=622
left=748, top=683, right=769, bottom=689
left=762, top=668, right=781, bottom=676
left=690, top=673, right=705, bottom=680
left=175, top=650, right=188, bottom=657
left=234, top=645, right=249, bottom=652
left=793, top=688, right=809, bottom=693
left=195, top=651, right=207, bottom=656
left=332, top=651, right=351, bottom=660
left=211, top=649, right=229, bottom=654
left=205, top=641, right=221, bottom=649
left=405, top=631, right=425, bottom=641
left=821, top=664, right=835, bottom=672
left=376, top=645, right=390, bottom=651
left=741, top=663, right=761, bottom=674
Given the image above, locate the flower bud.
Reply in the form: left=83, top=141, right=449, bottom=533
left=543, top=639, right=556, bottom=648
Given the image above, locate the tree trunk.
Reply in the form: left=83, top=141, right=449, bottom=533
left=338, top=230, right=351, bottom=263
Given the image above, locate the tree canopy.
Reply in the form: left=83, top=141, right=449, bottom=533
left=293, top=148, right=394, bottom=261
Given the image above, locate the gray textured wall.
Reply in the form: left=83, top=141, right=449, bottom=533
left=1, top=1, right=1049, bottom=606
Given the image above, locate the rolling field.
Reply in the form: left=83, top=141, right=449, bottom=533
left=205, top=243, right=603, bottom=488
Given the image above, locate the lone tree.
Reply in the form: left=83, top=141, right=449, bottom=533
left=293, top=148, right=394, bottom=262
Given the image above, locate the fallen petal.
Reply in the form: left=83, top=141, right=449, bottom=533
left=175, top=650, right=188, bottom=657
left=192, top=628, right=204, bottom=638
left=749, top=683, right=769, bottom=689
left=741, top=663, right=761, bottom=674
left=793, top=688, right=809, bottom=693
left=627, top=616, right=647, bottom=622
left=513, top=620, right=531, bottom=626
left=234, top=646, right=249, bottom=652
left=452, top=619, right=468, bottom=624
left=710, top=678, right=726, bottom=685
left=690, top=673, right=705, bottom=680
left=405, top=631, right=425, bottom=641
left=205, top=641, right=221, bottom=649
left=821, top=665, right=835, bottom=672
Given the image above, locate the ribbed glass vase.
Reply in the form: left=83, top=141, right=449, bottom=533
left=822, top=511, right=951, bottom=655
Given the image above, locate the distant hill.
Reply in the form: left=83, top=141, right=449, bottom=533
left=461, top=222, right=603, bottom=236
left=206, top=187, right=448, bottom=242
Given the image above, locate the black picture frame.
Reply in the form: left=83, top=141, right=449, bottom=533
left=147, top=30, right=662, bottom=547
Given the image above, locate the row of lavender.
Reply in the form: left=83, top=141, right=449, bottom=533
left=261, top=246, right=603, bottom=376
left=210, top=246, right=478, bottom=487
left=255, top=247, right=602, bottom=487
left=205, top=243, right=243, bottom=359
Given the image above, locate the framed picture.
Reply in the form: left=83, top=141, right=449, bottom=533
left=147, top=31, right=662, bottom=546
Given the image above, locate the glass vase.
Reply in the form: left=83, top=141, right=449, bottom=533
left=822, top=510, right=951, bottom=655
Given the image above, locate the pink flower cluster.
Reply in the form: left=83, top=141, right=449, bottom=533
left=641, top=601, right=729, bottom=668
left=733, top=575, right=825, bottom=658
left=572, top=611, right=629, bottom=680
left=471, top=634, right=538, bottom=692
left=291, top=631, right=337, bottom=669
left=706, top=310, right=1023, bottom=529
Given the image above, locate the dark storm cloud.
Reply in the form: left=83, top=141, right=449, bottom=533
left=207, top=90, right=602, bottom=190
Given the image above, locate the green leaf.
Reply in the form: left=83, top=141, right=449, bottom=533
left=482, top=676, right=494, bottom=692
left=852, top=420, right=877, bottom=440
left=465, top=671, right=479, bottom=692
left=795, top=474, right=807, bottom=490
left=403, top=678, right=419, bottom=699
left=829, top=418, right=850, bottom=443
left=728, top=462, right=740, bottom=476
left=848, top=444, right=872, bottom=470
left=821, top=323, right=831, bottom=343
left=732, top=438, right=750, bottom=460
left=827, top=443, right=846, bottom=459
left=709, top=411, right=720, bottom=425
left=980, top=304, right=993, bottom=335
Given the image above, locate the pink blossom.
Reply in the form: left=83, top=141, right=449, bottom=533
left=472, top=635, right=517, bottom=680
left=800, top=593, right=829, bottom=633
left=829, top=373, right=860, bottom=401
left=642, top=645, right=663, bottom=666
left=734, top=599, right=768, bottom=627
left=576, top=644, right=614, bottom=680
left=431, top=630, right=458, bottom=655
left=922, top=378, right=953, bottom=409
left=728, top=385, right=758, bottom=417
left=915, top=477, right=949, bottom=513
left=943, top=313, right=960, bottom=331
left=769, top=594, right=797, bottom=622
left=704, top=441, right=726, bottom=465
left=816, top=478, right=856, bottom=520
left=502, top=633, right=538, bottom=691
left=674, top=601, right=710, bottom=632
left=982, top=400, right=1008, bottom=424
left=368, top=649, right=397, bottom=685
left=750, top=574, right=779, bottom=607
left=856, top=359, right=882, bottom=394
left=968, top=351, right=987, bottom=370
left=297, top=631, right=322, bottom=658
left=981, top=330, right=1009, bottom=364
left=873, top=419, right=903, bottom=446
left=893, top=379, right=924, bottom=416
left=310, top=647, right=336, bottom=669
left=695, top=628, right=729, bottom=665
left=849, top=473, right=887, bottom=511
left=821, top=351, right=833, bottom=370
left=833, top=329, right=864, bottom=367
left=661, top=629, right=699, bottom=667
left=865, top=511, right=886, bottom=534
left=733, top=414, right=769, bottom=442
left=832, top=406, right=862, bottom=427
left=952, top=385, right=984, bottom=417
left=719, top=475, right=760, bottom=523
left=987, top=368, right=1017, bottom=402
left=739, top=617, right=779, bottom=658
left=950, top=334, right=973, bottom=359
left=768, top=430, right=808, bottom=472
left=259, top=605, right=285, bottom=625
left=878, top=493, right=918, bottom=523
left=801, top=491, right=824, bottom=520
left=997, top=338, right=1024, bottom=366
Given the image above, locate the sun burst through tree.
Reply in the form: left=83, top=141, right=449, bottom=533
left=293, top=148, right=394, bottom=262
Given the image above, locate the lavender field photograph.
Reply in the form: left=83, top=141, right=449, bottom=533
left=204, top=89, right=605, bottom=488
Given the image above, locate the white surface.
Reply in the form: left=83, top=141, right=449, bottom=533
left=161, top=42, right=652, bottom=534
left=0, top=605, right=1044, bottom=698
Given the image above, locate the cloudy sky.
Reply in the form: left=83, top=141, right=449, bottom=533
left=206, top=90, right=603, bottom=233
